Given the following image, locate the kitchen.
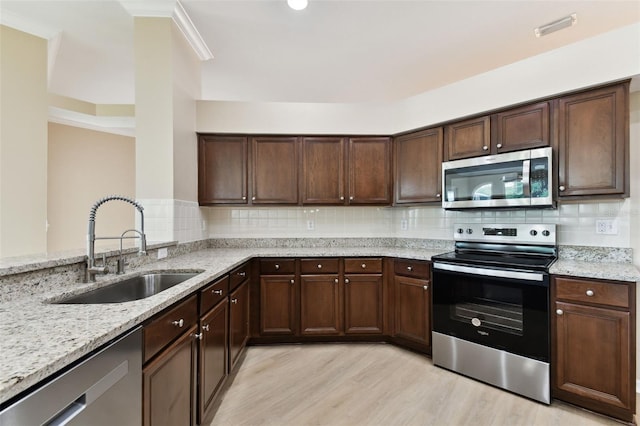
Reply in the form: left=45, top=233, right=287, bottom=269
left=1, top=0, right=640, bottom=425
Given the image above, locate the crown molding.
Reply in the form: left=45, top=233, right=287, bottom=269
left=0, top=9, right=60, bottom=39
left=119, top=0, right=212, bottom=61
left=49, top=107, right=135, bottom=137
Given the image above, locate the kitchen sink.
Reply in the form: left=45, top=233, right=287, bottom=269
left=53, top=272, right=202, bottom=304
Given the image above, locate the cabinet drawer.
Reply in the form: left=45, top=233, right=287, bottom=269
left=394, top=259, right=430, bottom=279
left=344, top=258, right=383, bottom=274
left=260, top=259, right=295, bottom=275
left=229, top=263, right=249, bottom=290
left=301, top=258, right=339, bottom=274
left=200, top=275, right=229, bottom=313
left=555, top=277, right=629, bottom=309
left=144, top=295, right=198, bottom=363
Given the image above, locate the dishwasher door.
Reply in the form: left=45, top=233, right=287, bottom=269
left=0, top=327, right=142, bottom=426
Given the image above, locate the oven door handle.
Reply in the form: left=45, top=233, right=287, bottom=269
left=433, top=262, right=545, bottom=282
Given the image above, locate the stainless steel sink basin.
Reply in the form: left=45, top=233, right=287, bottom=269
left=54, top=272, right=201, bottom=304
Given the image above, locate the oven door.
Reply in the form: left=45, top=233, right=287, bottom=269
left=432, top=262, right=549, bottom=362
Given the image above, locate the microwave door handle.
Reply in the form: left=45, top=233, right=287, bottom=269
left=522, top=159, right=531, bottom=197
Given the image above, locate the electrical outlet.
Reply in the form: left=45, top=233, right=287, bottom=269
left=157, top=247, right=168, bottom=259
left=307, top=220, right=315, bottom=231
left=400, top=219, right=408, bottom=231
left=595, top=219, right=618, bottom=235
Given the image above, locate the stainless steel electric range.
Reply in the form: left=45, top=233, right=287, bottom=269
left=431, top=223, right=557, bottom=404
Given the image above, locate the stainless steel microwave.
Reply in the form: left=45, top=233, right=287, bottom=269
left=442, top=147, right=553, bottom=209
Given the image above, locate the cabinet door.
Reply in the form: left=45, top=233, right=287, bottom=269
left=260, top=274, right=297, bottom=335
left=493, top=101, right=550, bottom=153
left=553, top=301, right=633, bottom=421
left=143, top=326, right=197, bottom=426
left=198, top=135, right=248, bottom=205
left=301, top=137, right=346, bottom=204
left=557, top=83, right=628, bottom=197
left=445, top=115, right=491, bottom=160
left=199, top=300, right=228, bottom=423
left=251, top=136, right=299, bottom=204
left=347, top=137, right=392, bottom=205
left=394, top=128, right=443, bottom=204
left=229, top=280, right=250, bottom=371
left=344, top=274, right=383, bottom=334
left=300, top=275, right=341, bottom=335
left=394, top=275, right=430, bottom=347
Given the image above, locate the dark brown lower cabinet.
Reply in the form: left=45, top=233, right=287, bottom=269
left=229, top=279, right=250, bottom=370
left=260, top=274, right=297, bottom=335
left=394, top=275, right=430, bottom=348
left=344, top=274, right=383, bottom=334
left=199, top=299, right=228, bottom=423
left=143, top=325, right=197, bottom=426
left=552, top=276, right=635, bottom=423
left=300, top=274, right=341, bottom=335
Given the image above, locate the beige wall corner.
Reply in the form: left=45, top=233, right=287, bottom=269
left=47, top=123, right=135, bottom=253
left=0, top=25, right=48, bottom=257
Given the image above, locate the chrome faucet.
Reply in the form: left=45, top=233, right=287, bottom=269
left=86, top=195, right=147, bottom=282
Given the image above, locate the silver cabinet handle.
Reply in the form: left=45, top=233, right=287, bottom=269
left=202, top=324, right=210, bottom=332
left=423, top=285, right=428, bottom=290
left=242, top=196, right=247, bottom=200
left=334, top=278, right=339, bottom=284
left=237, top=271, right=246, bottom=277
left=482, top=145, right=488, bottom=151
left=340, top=196, right=344, bottom=201
left=559, top=185, right=566, bottom=191
left=586, top=289, right=594, bottom=297
left=290, top=279, right=295, bottom=284
left=192, top=332, right=203, bottom=340
left=231, top=298, right=238, bottom=304
left=252, top=196, right=256, bottom=201
left=361, top=263, right=366, bottom=269
left=556, top=309, right=563, bottom=315
left=407, top=266, right=413, bottom=271
left=436, top=193, right=441, bottom=198
left=172, top=319, right=184, bottom=328
left=349, top=196, right=354, bottom=200
left=317, top=264, right=322, bottom=269
left=213, top=289, right=223, bottom=295
left=496, top=143, right=503, bottom=149
left=345, top=278, right=350, bottom=284
left=275, top=264, right=280, bottom=269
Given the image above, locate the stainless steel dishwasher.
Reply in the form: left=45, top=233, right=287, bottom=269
left=0, top=327, right=142, bottom=426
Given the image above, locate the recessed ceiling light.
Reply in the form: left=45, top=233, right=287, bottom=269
left=534, top=13, right=577, bottom=37
left=287, top=0, right=308, bottom=11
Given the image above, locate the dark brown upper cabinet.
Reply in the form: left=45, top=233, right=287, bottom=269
left=492, top=101, right=550, bottom=153
left=556, top=82, right=629, bottom=198
left=444, top=115, right=491, bottom=160
left=251, top=136, right=299, bottom=204
left=394, top=128, right=443, bottom=205
left=347, top=137, right=392, bottom=205
left=301, top=137, right=346, bottom=205
left=198, top=135, right=248, bottom=205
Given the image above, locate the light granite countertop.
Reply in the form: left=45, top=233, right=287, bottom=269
left=0, top=246, right=638, bottom=406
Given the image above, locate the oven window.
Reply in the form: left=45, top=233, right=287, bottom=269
left=450, top=283, right=524, bottom=336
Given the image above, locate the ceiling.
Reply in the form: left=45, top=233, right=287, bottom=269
left=2, top=0, right=639, bottom=105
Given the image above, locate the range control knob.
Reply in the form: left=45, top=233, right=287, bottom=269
left=456, top=228, right=464, bottom=234
left=530, top=230, right=538, bottom=236
left=466, top=228, right=473, bottom=234
left=542, top=230, right=551, bottom=237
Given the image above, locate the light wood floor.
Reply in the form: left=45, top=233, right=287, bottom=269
left=210, top=343, right=636, bottom=426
